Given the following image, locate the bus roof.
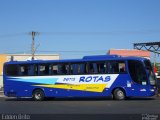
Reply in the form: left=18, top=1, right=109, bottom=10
left=4, top=55, right=147, bottom=65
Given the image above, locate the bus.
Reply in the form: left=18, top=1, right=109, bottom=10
left=3, top=55, right=157, bottom=101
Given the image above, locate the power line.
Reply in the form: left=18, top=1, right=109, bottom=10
left=37, top=50, right=107, bottom=53
left=0, top=32, right=28, bottom=38
left=3, top=50, right=107, bottom=54
left=41, top=30, right=160, bottom=36
left=0, top=29, right=160, bottom=38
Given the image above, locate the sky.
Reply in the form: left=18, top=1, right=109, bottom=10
left=0, top=0, right=160, bottom=60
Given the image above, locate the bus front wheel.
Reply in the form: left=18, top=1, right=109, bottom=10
left=113, top=88, right=126, bottom=100
left=32, top=89, right=45, bottom=101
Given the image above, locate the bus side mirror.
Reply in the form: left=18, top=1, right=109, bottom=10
left=145, top=66, right=150, bottom=70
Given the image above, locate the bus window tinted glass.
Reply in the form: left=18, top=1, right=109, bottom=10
left=5, top=64, right=18, bottom=76
left=19, top=65, right=28, bottom=76
left=38, top=64, right=49, bottom=76
left=70, top=62, right=107, bottom=75
left=71, top=63, right=86, bottom=75
left=27, top=65, right=38, bottom=76
left=108, top=61, right=126, bottom=74
left=58, top=64, right=70, bottom=75
left=97, top=62, right=106, bottom=74
left=88, top=63, right=96, bottom=74
left=50, top=65, right=58, bottom=75
left=88, top=62, right=105, bottom=74
left=128, top=60, right=147, bottom=85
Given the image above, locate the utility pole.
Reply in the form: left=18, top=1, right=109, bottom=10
left=30, top=31, right=39, bottom=60
left=154, top=52, right=156, bottom=66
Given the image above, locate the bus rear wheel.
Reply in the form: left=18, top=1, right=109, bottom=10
left=32, top=89, right=45, bottom=101
left=113, top=88, right=126, bottom=100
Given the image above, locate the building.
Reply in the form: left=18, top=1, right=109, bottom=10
left=0, top=54, right=60, bottom=89
left=6, top=54, right=60, bottom=61
left=108, top=49, right=150, bottom=59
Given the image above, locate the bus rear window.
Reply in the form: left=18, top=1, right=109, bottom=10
left=5, top=64, right=18, bottom=76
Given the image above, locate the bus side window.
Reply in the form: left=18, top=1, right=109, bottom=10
left=28, top=65, right=33, bottom=76
left=108, top=61, right=126, bottom=74
left=70, top=63, right=87, bottom=75
left=65, top=64, right=70, bottom=75
left=28, top=65, right=38, bottom=76
left=119, top=62, right=126, bottom=73
left=38, top=64, right=49, bottom=76
left=108, top=62, right=115, bottom=73
left=70, top=64, right=74, bottom=74
left=58, top=64, right=63, bottom=75
left=58, top=64, right=70, bottom=75
left=88, top=63, right=94, bottom=74
left=71, top=64, right=83, bottom=75
left=97, top=62, right=106, bottom=74
left=71, top=64, right=78, bottom=75
left=49, top=64, right=58, bottom=75
left=34, top=65, right=38, bottom=76
left=88, top=62, right=98, bottom=74
left=93, top=63, right=98, bottom=73
left=84, top=63, right=89, bottom=74
left=5, top=64, right=18, bottom=76
left=80, top=64, right=85, bottom=74
left=108, top=61, right=119, bottom=74
left=61, top=65, right=66, bottom=74
left=19, top=65, right=28, bottom=76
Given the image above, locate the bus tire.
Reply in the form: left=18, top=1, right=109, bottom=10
left=113, top=88, right=126, bottom=100
left=32, top=89, right=45, bottom=101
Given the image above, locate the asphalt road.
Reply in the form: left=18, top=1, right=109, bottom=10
left=0, top=95, right=160, bottom=114
left=0, top=93, right=160, bottom=120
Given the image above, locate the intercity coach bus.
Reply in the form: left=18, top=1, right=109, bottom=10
left=3, top=55, right=157, bottom=101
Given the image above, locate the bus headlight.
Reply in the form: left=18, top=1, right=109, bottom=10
left=150, top=80, right=156, bottom=85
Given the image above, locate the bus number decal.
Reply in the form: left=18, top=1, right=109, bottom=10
left=63, top=78, right=76, bottom=82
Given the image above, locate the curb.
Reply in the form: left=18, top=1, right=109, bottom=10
left=157, top=94, right=160, bottom=97
left=0, top=91, right=4, bottom=97
left=0, top=95, right=4, bottom=98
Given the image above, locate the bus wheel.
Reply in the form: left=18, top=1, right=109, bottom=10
left=32, top=89, right=45, bottom=101
left=113, top=88, right=126, bottom=100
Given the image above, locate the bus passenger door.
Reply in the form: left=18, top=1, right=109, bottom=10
left=128, top=60, right=150, bottom=97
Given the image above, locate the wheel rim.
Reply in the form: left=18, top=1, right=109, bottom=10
left=35, top=92, right=42, bottom=100
left=117, top=90, right=124, bottom=99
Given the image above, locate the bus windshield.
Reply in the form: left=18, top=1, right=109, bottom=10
left=128, top=60, right=148, bottom=85
left=144, top=60, right=156, bottom=86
